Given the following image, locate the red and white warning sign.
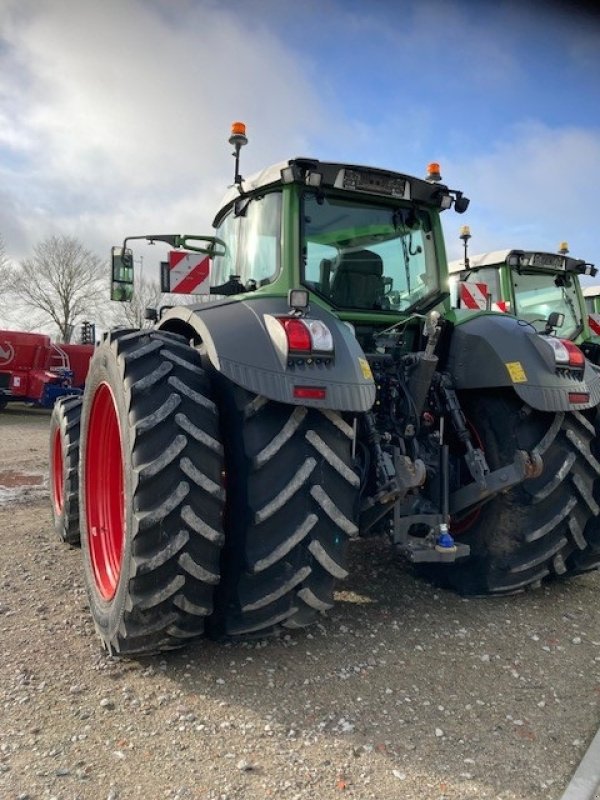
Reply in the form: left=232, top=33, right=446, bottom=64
left=166, top=251, right=210, bottom=294
left=589, top=313, right=600, bottom=336
left=493, top=300, right=510, bottom=313
left=458, top=281, right=489, bottom=310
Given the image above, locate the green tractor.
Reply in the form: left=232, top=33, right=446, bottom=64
left=51, top=125, right=600, bottom=656
left=448, top=233, right=598, bottom=353
left=582, top=284, right=600, bottom=361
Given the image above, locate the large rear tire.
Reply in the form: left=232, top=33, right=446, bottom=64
left=211, top=385, right=359, bottom=637
left=422, top=392, right=600, bottom=595
left=565, top=407, right=600, bottom=573
left=80, top=329, right=225, bottom=655
left=49, top=396, right=82, bottom=545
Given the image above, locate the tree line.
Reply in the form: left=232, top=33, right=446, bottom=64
left=0, top=233, right=163, bottom=342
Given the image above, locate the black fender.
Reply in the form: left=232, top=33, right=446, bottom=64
left=446, top=314, right=600, bottom=411
left=157, top=296, right=376, bottom=412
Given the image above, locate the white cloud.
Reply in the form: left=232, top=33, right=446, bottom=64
left=441, top=122, right=600, bottom=268
left=0, top=0, right=328, bottom=266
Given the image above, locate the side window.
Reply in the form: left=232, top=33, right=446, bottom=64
left=212, top=212, right=239, bottom=287
left=212, top=192, right=282, bottom=289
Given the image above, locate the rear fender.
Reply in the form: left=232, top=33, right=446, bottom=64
left=446, top=314, right=600, bottom=411
left=157, top=296, right=376, bottom=412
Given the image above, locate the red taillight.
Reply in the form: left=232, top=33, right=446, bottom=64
left=279, top=318, right=312, bottom=352
left=568, top=392, right=589, bottom=404
left=561, top=340, right=585, bottom=368
left=293, top=386, right=327, bottom=400
left=544, top=337, right=586, bottom=369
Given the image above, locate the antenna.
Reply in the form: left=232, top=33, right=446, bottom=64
left=229, top=121, right=248, bottom=186
left=459, top=225, right=471, bottom=269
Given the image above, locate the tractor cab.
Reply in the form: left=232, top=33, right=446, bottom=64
left=449, top=236, right=596, bottom=343
left=111, top=137, right=469, bottom=368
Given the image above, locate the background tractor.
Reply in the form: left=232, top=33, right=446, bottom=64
left=449, top=234, right=600, bottom=360
left=53, top=124, right=600, bottom=656
left=583, top=285, right=600, bottom=359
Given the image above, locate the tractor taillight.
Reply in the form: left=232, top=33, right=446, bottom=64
left=544, top=337, right=585, bottom=369
left=276, top=317, right=334, bottom=354
left=305, top=319, right=334, bottom=352
left=568, top=392, right=589, bottom=404
left=562, top=340, right=585, bottom=368
left=280, top=318, right=312, bottom=352
left=293, top=386, right=327, bottom=400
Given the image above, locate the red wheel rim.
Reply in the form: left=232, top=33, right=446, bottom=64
left=52, top=427, right=64, bottom=515
left=85, top=383, right=125, bottom=600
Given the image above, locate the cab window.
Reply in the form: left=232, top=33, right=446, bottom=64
left=212, top=192, right=281, bottom=289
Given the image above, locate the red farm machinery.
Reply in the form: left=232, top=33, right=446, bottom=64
left=0, top=329, right=94, bottom=410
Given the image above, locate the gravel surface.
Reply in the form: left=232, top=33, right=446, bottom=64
left=1, top=405, right=599, bottom=800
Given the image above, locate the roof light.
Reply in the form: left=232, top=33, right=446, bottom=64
left=558, top=241, right=569, bottom=255
left=229, top=121, right=247, bottom=145
left=459, top=225, right=471, bottom=242
left=426, top=162, right=442, bottom=182
left=305, top=171, right=322, bottom=187
left=507, top=251, right=525, bottom=268
left=281, top=164, right=301, bottom=183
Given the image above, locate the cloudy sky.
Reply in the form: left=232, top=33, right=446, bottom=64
left=1, top=0, right=599, bottom=298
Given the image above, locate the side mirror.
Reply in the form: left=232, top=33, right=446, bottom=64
left=111, top=246, right=134, bottom=302
left=545, top=311, right=565, bottom=334
left=454, top=194, right=470, bottom=214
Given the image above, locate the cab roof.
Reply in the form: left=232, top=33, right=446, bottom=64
left=448, top=250, right=512, bottom=274
left=215, top=157, right=455, bottom=225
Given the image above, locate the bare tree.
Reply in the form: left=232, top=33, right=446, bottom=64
left=111, top=274, right=164, bottom=329
left=0, top=234, right=18, bottom=327
left=8, top=235, right=105, bottom=342
left=110, top=272, right=216, bottom=331
left=113, top=276, right=163, bottom=328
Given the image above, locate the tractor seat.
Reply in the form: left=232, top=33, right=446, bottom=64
left=330, top=250, right=385, bottom=309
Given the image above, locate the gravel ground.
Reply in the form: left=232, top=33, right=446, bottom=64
left=1, top=405, right=599, bottom=800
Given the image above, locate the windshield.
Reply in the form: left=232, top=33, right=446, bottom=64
left=302, top=193, right=439, bottom=312
left=511, top=271, right=582, bottom=338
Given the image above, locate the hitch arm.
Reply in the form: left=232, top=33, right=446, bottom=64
left=438, top=374, right=489, bottom=488
left=449, top=449, right=543, bottom=515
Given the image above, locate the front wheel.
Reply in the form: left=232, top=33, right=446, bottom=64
left=421, top=391, right=600, bottom=595
left=79, top=329, right=226, bottom=655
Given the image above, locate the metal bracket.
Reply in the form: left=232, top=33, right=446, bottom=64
left=449, top=449, right=542, bottom=515
left=399, top=537, right=471, bottom=563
